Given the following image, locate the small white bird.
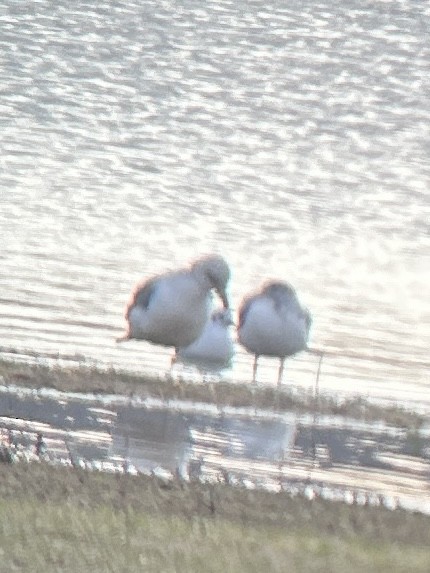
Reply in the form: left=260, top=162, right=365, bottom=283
left=238, top=280, right=311, bottom=385
left=174, top=309, right=235, bottom=372
left=118, top=255, right=231, bottom=351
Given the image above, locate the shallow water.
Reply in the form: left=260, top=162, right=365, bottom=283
left=0, top=0, right=429, bottom=407
left=1, top=387, right=429, bottom=514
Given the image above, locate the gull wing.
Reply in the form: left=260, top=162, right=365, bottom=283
left=125, top=277, right=158, bottom=319
left=238, top=293, right=259, bottom=330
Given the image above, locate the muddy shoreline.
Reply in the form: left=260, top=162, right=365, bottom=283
left=0, top=358, right=427, bottom=429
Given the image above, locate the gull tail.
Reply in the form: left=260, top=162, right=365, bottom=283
left=116, top=333, right=130, bottom=343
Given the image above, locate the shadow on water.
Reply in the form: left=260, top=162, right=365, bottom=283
left=0, top=388, right=429, bottom=514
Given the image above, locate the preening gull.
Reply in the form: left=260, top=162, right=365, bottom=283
left=238, top=280, right=311, bottom=385
left=118, top=255, right=231, bottom=351
left=174, top=309, right=235, bottom=372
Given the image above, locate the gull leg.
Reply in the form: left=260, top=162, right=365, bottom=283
left=277, top=358, right=285, bottom=386
left=252, top=355, right=259, bottom=383
left=170, top=350, right=178, bottom=370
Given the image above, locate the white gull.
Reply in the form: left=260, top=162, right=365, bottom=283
left=174, top=309, right=235, bottom=372
left=118, top=255, right=231, bottom=351
left=237, top=280, right=311, bottom=385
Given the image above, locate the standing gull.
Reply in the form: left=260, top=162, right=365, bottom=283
left=118, top=255, right=231, bottom=351
left=238, top=280, right=311, bottom=385
left=174, top=309, right=235, bottom=372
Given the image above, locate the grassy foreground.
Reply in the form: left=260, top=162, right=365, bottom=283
left=0, top=358, right=430, bottom=571
left=0, top=463, right=430, bottom=573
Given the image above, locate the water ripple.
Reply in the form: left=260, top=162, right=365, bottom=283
left=0, top=0, right=429, bottom=404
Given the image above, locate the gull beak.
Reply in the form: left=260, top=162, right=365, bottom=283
left=217, top=288, right=229, bottom=310
left=225, top=309, right=235, bottom=326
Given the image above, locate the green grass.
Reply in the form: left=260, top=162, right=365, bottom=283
left=0, top=463, right=429, bottom=572
left=2, top=499, right=430, bottom=573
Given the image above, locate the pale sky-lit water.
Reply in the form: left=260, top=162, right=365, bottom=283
left=0, top=0, right=429, bottom=409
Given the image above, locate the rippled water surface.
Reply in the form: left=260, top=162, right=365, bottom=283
left=0, top=0, right=429, bottom=406
left=1, top=388, right=429, bottom=514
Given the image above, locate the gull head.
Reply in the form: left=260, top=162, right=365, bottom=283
left=211, top=308, right=235, bottom=327
left=262, top=280, right=297, bottom=301
left=262, top=280, right=302, bottom=312
left=192, top=254, right=230, bottom=309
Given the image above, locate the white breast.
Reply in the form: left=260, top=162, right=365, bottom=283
left=238, top=297, right=308, bottom=357
left=177, top=319, right=234, bottom=368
